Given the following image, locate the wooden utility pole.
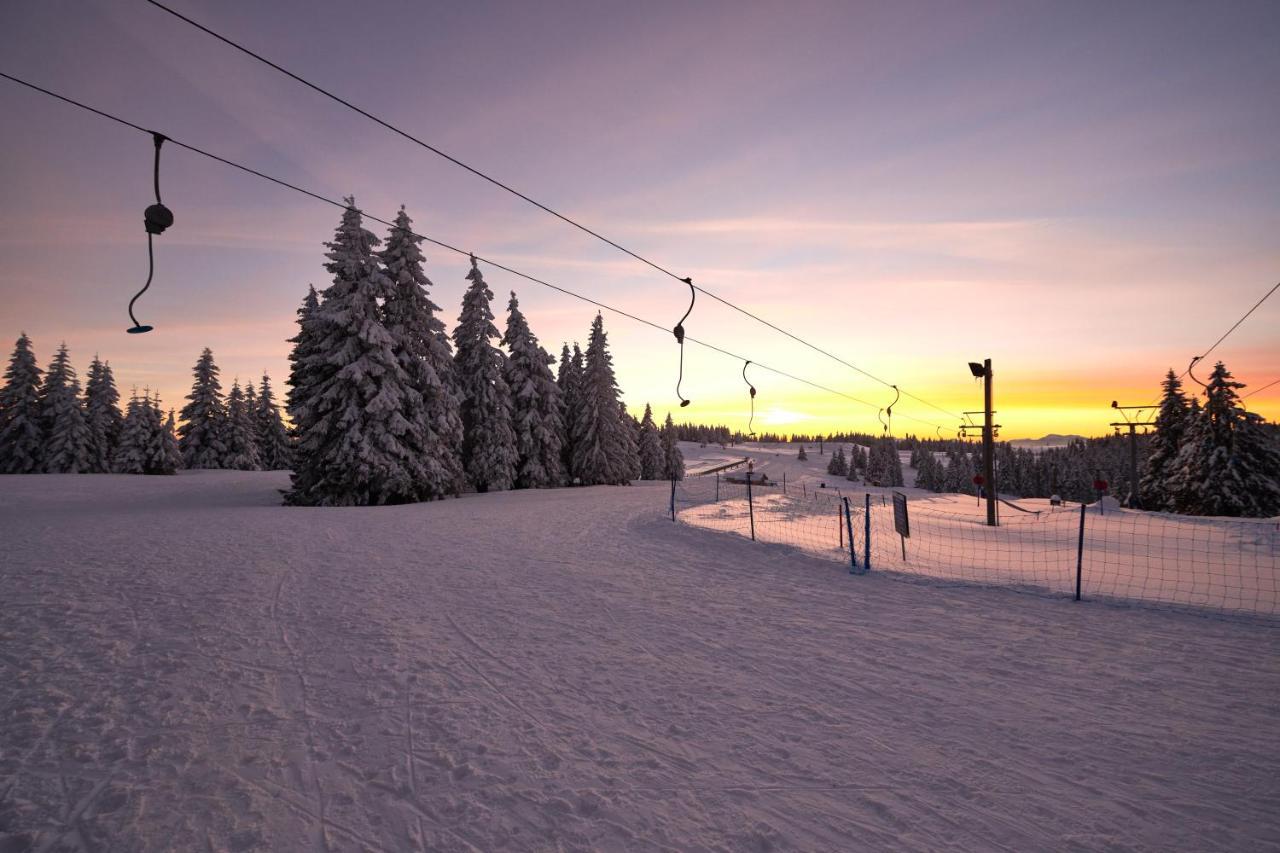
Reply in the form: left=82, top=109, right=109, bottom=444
left=967, top=359, right=999, bottom=527
left=1109, top=401, right=1157, bottom=509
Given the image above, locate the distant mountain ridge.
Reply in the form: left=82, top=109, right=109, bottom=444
left=1008, top=434, right=1086, bottom=448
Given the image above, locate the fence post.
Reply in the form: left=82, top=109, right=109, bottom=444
left=864, top=492, right=872, bottom=571
left=783, top=471, right=787, bottom=494
left=838, top=502, right=843, bottom=548
left=715, top=472, right=720, bottom=502
left=670, top=475, right=676, bottom=522
left=747, top=475, right=756, bottom=541
left=843, top=497, right=859, bottom=573
left=1075, top=501, right=1085, bottom=601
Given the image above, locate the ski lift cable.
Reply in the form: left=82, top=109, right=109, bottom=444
left=140, top=0, right=966, bottom=424
left=0, top=70, right=951, bottom=430
left=1243, top=377, right=1280, bottom=399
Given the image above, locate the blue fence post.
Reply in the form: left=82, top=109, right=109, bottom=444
left=843, top=497, right=859, bottom=573
left=747, top=475, right=756, bottom=541
left=864, top=492, right=872, bottom=571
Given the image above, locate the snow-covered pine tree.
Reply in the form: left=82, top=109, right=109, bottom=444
left=288, top=201, right=432, bottom=506
left=572, top=313, right=631, bottom=486
left=557, top=343, right=586, bottom=482
left=141, top=393, right=176, bottom=475
left=83, top=356, right=123, bottom=473
left=286, top=285, right=321, bottom=432
left=113, top=391, right=148, bottom=474
left=797, top=445, right=808, bottom=461
left=1167, top=362, right=1280, bottom=517
left=1138, top=369, right=1189, bottom=510
left=381, top=207, right=465, bottom=497
left=637, top=403, right=664, bottom=479
left=40, top=343, right=91, bottom=473
left=826, top=447, right=848, bottom=476
left=0, top=333, right=44, bottom=474
left=660, top=412, right=685, bottom=480
left=502, top=291, right=565, bottom=488
left=618, top=401, right=642, bottom=482
left=223, top=381, right=262, bottom=471
left=255, top=374, right=293, bottom=471
left=162, top=408, right=183, bottom=473
left=179, top=348, right=228, bottom=469
left=452, top=256, right=518, bottom=493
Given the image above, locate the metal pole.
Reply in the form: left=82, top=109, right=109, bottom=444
left=715, top=472, right=720, bottom=502
left=843, top=497, right=858, bottom=573
left=669, top=475, right=676, bottom=522
left=983, top=358, right=996, bottom=527
left=747, top=475, right=756, bottom=541
left=864, top=492, right=872, bottom=571
left=1075, top=501, right=1086, bottom=601
left=1127, top=424, right=1139, bottom=508
left=838, top=502, right=843, bottom=548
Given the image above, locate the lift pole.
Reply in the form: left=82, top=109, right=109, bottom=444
left=1109, top=402, right=1157, bottom=509
left=966, top=359, right=999, bottom=527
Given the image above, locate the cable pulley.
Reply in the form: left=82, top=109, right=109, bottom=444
left=673, top=277, right=694, bottom=407
left=128, top=132, right=173, bottom=334
left=1186, top=356, right=1208, bottom=391
left=742, top=360, right=757, bottom=437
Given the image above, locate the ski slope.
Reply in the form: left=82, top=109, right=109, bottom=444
left=1, top=470, right=1278, bottom=851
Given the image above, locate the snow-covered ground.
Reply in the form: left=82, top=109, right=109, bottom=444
left=2, top=470, right=1279, bottom=851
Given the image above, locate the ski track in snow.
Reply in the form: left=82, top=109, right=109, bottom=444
left=1, top=469, right=1278, bottom=852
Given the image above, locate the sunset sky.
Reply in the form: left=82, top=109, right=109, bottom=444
left=2, top=0, right=1277, bottom=439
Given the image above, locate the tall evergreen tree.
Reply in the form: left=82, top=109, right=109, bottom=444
left=452, top=256, right=518, bottom=493
left=572, top=314, right=630, bottom=485
left=827, top=447, right=848, bottom=476
left=162, top=408, right=183, bottom=473
left=113, top=391, right=148, bottom=475
left=83, top=356, right=123, bottom=473
left=223, top=381, right=262, bottom=471
left=660, top=412, right=685, bottom=480
left=179, top=348, right=228, bottom=469
left=637, top=403, right=664, bottom=480
left=1138, top=369, right=1189, bottom=510
left=619, top=402, right=642, bottom=482
left=287, top=201, right=432, bottom=506
left=0, top=333, right=44, bottom=474
left=558, top=343, right=586, bottom=482
left=1167, top=362, right=1280, bottom=517
left=502, top=291, right=565, bottom=488
left=255, top=374, right=293, bottom=471
left=113, top=391, right=175, bottom=475
left=381, top=207, right=465, bottom=497
left=40, top=343, right=91, bottom=473
left=286, top=285, right=321, bottom=433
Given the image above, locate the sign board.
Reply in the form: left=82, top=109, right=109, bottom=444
left=892, top=492, right=910, bottom=538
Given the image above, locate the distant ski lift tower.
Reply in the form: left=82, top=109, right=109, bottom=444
left=1109, top=401, right=1157, bottom=509
left=968, top=359, right=998, bottom=527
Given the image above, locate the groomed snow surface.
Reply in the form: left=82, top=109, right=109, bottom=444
left=2, top=448, right=1278, bottom=851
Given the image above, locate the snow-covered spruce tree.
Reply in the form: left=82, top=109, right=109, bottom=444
left=826, top=447, right=848, bottom=476
left=113, top=392, right=148, bottom=474
left=660, top=412, right=684, bottom=480
left=255, top=374, right=293, bottom=471
left=40, top=343, right=91, bottom=473
left=162, top=408, right=183, bottom=473
left=572, top=313, right=632, bottom=486
left=619, top=402, right=642, bottom=481
left=0, top=333, right=44, bottom=474
left=223, top=381, right=262, bottom=471
left=83, top=356, right=123, bottom=473
left=637, top=403, right=664, bottom=479
left=381, top=207, right=465, bottom=497
left=502, top=291, right=565, bottom=488
left=797, top=445, right=807, bottom=461
left=452, top=256, right=518, bottom=493
left=179, top=348, right=228, bottom=469
left=288, top=201, right=433, bottom=506
left=1167, top=362, right=1280, bottom=517
left=1138, top=369, right=1189, bottom=510
left=557, top=343, right=586, bottom=482
left=285, top=285, right=321, bottom=432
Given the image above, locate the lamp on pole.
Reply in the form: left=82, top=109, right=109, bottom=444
left=967, top=359, right=998, bottom=527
